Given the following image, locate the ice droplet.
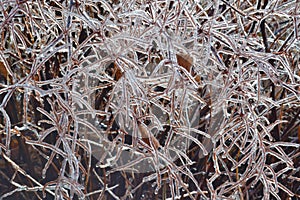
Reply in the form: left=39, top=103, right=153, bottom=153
left=25, top=48, right=32, bottom=54
left=151, top=182, right=156, bottom=187
left=42, top=169, right=47, bottom=179
left=6, top=150, right=11, bottom=157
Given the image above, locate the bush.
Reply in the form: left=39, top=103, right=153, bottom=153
left=0, top=0, right=299, bottom=199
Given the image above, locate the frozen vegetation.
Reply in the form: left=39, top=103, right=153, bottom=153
left=0, top=0, right=299, bottom=199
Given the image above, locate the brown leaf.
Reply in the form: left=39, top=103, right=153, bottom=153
left=176, top=53, right=193, bottom=72
left=113, top=62, right=123, bottom=81
left=0, top=61, right=8, bottom=80
left=138, top=122, right=160, bottom=150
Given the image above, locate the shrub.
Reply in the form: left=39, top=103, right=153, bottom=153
left=0, top=0, right=299, bottom=199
